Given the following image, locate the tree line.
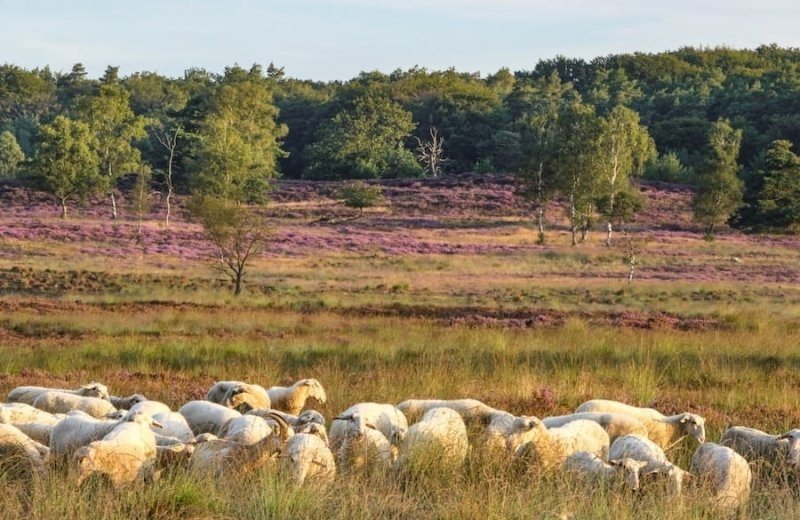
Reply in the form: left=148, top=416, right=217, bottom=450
left=1, top=46, right=800, bottom=237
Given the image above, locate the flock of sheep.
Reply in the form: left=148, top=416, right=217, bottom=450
left=0, top=378, right=798, bottom=515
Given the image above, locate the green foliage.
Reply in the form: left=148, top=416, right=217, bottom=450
left=338, top=181, right=384, bottom=210
left=737, top=140, right=800, bottom=231
left=304, top=95, right=421, bottom=179
left=643, top=152, right=691, bottom=183
left=0, top=130, right=24, bottom=177
left=130, top=163, right=154, bottom=233
left=693, top=119, right=743, bottom=237
left=33, top=115, right=102, bottom=217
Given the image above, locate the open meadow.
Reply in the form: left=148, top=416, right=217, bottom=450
left=1, top=175, right=800, bottom=519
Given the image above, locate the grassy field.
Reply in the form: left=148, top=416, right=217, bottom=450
left=1, top=176, right=799, bottom=518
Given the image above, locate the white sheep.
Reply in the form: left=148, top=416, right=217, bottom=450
left=74, top=411, right=161, bottom=487
left=129, top=400, right=173, bottom=417
left=267, top=379, right=327, bottom=415
left=564, top=451, right=649, bottom=491
left=330, top=403, right=408, bottom=450
left=397, top=398, right=498, bottom=425
left=574, top=399, right=706, bottom=448
left=484, top=412, right=540, bottom=455
left=0, top=423, right=50, bottom=479
left=398, top=407, right=469, bottom=473
left=49, top=412, right=123, bottom=459
left=0, top=402, right=61, bottom=425
left=515, top=419, right=610, bottom=471
left=206, top=381, right=271, bottom=411
left=690, top=442, right=752, bottom=513
left=151, top=412, right=194, bottom=443
left=178, top=400, right=242, bottom=435
left=7, top=382, right=110, bottom=405
left=331, top=412, right=397, bottom=471
left=109, top=393, right=147, bottom=410
left=32, top=391, right=118, bottom=418
left=218, top=414, right=271, bottom=445
left=542, top=412, right=649, bottom=443
left=720, top=426, right=800, bottom=472
left=11, top=421, right=55, bottom=446
left=283, top=423, right=336, bottom=486
left=608, top=434, right=692, bottom=495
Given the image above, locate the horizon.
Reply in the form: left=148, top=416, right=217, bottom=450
left=2, top=1, right=800, bottom=81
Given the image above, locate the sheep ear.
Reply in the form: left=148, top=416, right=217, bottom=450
left=365, top=422, right=378, bottom=429
left=334, top=415, right=351, bottom=422
left=608, top=459, right=622, bottom=466
left=151, top=420, right=164, bottom=429
left=679, top=416, right=688, bottom=424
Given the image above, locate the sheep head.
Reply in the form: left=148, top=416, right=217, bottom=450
left=678, top=413, right=706, bottom=443
left=609, top=458, right=649, bottom=490
left=776, top=429, right=800, bottom=469
left=125, top=410, right=163, bottom=429
left=301, top=379, right=327, bottom=404
left=297, top=410, right=326, bottom=427
left=81, top=382, right=110, bottom=401
left=74, top=446, right=98, bottom=486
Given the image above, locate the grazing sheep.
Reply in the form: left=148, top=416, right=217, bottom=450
left=332, top=412, right=397, bottom=471
left=0, top=402, right=61, bottom=425
left=218, top=414, right=271, bottom=445
left=574, top=399, right=706, bottom=448
left=542, top=412, right=649, bottom=443
left=190, top=412, right=292, bottom=476
left=74, top=411, right=161, bottom=487
left=564, top=451, right=649, bottom=491
left=283, top=423, right=336, bottom=486
left=691, top=442, right=752, bottom=513
left=178, top=400, right=242, bottom=436
left=397, top=398, right=498, bottom=425
left=267, top=379, right=327, bottom=415
left=109, top=394, right=147, bottom=410
left=129, top=400, right=172, bottom=417
left=485, top=412, right=540, bottom=455
left=0, top=423, right=50, bottom=479
left=151, top=412, right=194, bottom=443
left=398, top=407, right=469, bottom=473
left=32, top=391, right=117, bottom=418
left=50, top=412, right=123, bottom=459
left=7, top=382, right=110, bottom=405
left=330, top=403, right=408, bottom=450
left=609, top=434, right=691, bottom=495
left=515, top=419, right=610, bottom=471
left=11, top=422, right=55, bottom=446
left=720, top=426, right=800, bottom=472
left=207, top=381, right=271, bottom=411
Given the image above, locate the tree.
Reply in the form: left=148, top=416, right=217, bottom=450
left=595, top=106, right=656, bottom=246
left=188, top=196, right=269, bottom=296
left=755, top=140, right=800, bottom=231
left=77, top=84, right=147, bottom=219
left=304, top=94, right=421, bottom=180
left=338, top=181, right=383, bottom=220
left=693, top=119, right=743, bottom=238
left=152, top=122, right=182, bottom=226
left=414, top=127, right=447, bottom=177
left=130, top=163, right=155, bottom=235
left=0, top=130, right=24, bottom=177
left=33, top=116, right=101, bottom=218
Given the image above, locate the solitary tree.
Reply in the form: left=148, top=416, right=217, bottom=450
left=0, top=130, right=24, bottom=177
left=188, top=196, right=269, bottom=296
left=34, top=116, right=101, bottom=218
left=415, top=127, right=447, bottom=177
left=756, top=140, right=800, bottom=231
left=152, top=122, right=182, bottom=226
left=693, top=119, right=743, bottom=238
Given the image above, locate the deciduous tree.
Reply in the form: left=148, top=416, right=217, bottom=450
left=0, top=130, right=24, bottom=177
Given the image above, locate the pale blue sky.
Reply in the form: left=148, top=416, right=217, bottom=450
left=2, top=1, right=799, bottom=80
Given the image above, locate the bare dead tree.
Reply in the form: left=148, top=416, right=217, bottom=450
left=154, top=124, right=181, bottom=226
left=415, top=127, right=448, bottom=177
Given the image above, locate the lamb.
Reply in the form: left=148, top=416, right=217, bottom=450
left=267, top=379, right=327, bottom=415
left=189, top=412, right=292, bottom=476
left=218, top=414, right=271, bottom=445
left=178, top=400, right=242, bottom=436
left=542, top=412, right=649, bottom=443
left=720, top=426, right=800, bottom=472
left=330, top=403, right=408, bottom=450
left=74, top=411, right=161, bottom=487
left=690, top=442, right=752, bottom=513
left=564, top=451, right=649, bottom=491
left=608, top=434, right=692, bottom=495
left=7, top=382, right=110, bottom=405
left=331, top=412, right=396, bottom=471
left=32, top=391, right=117, bottom=418
left=574, top=399, right=706, bottom=448
left=0, top=423, right=50, bottom=479
left=484, top=412, right=541, bottom=455
left=397, top=407, right=469, bottom=473
left=515, top=419, right=610, bottom=471
left=109, top=393, right=147, bottom=410
left=397, top=398, right=498, bottom=425
left=283, top=422, right=336, bottom=486
left=206, top=381, right=271, bottom=411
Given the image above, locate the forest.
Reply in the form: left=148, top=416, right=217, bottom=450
left=1, top=45, right=800, bottom=236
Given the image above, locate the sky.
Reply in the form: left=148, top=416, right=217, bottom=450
left=2, top=0, right=800, bottom=81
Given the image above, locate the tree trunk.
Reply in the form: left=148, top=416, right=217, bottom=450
left=60, top=198, right=68, bottom=219
left=165, top=189, right=172, bottom=227
left=110, top=191, right=117, bottom=220
left=628, top=253, right=636, bottom=284
left=536, top=204, right=545, bottom=244
left=605, top=222, right=613, bottom=247
left=570, top=196, right=577, bottom=247
left=234, top=270, right=243, bottom=296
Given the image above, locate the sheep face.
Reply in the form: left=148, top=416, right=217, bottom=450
left=302, top=380, right=327, bottom=404
left=74, top=446, right=98, bottom=486
left=645, top=463, right=691, bottom=495
left=610, top=458, right=649, bottom=490
left=297, top=410, right=326, bottom=427
left=777, top=429, right=800, bottom=469
left=679, top=414, right=706, bottom=443
left=82, top=383, right=111, bottom=401
left=125, top=410, right=163, bottom=429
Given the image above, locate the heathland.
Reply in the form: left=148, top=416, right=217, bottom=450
left=0, top=175, right=799, bottom=518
